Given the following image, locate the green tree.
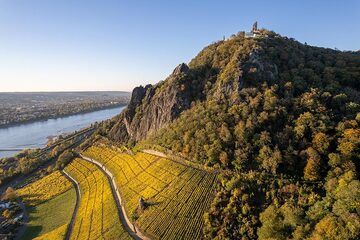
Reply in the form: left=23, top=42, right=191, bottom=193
left=258, top=146, right=282, bottom=174
left=294, top=112, right=316, bottom=139
left=258, top=205, right=287, bottom=240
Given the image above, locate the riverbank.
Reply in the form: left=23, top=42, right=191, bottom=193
left=0, top=106, right=126, bottom=159
left=0, top=104, right=127, bottom=129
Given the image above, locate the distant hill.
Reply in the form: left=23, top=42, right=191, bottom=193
left=101, top=29, right=360, bottom=239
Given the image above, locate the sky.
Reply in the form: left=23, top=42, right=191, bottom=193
left=0, top=0, right=359, bottom=92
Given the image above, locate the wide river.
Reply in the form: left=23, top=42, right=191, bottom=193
left=0, top=106, right=125, bottom=158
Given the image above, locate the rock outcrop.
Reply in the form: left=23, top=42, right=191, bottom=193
left=109, top=63, right=193, bottom=142
left=172, top=63, right=189, bottom=75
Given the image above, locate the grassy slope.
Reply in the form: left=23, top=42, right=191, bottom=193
left=21, top=188, right=76, bottom=240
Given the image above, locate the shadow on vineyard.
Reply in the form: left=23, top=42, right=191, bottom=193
left=17, top=174, right=76, bottom=240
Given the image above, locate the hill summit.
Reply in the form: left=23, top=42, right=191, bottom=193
left=99, top=27, right=360, bottom=239
left=107, top=28, right=359, bottom=144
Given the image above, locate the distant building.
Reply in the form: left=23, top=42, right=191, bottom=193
left=252, top=21, right=258, bottom=32
left=245, top=21, right=260, bottom=38
left=225, top=22, right=263, bottom=41
left=245, top=32, right=256, bottom=38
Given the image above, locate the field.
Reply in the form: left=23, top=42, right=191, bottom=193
left=83, top=146, right=217, bottom=240
left=18, top=171, right=76, bottom=240
left=64, top=158, right=131, bottom=240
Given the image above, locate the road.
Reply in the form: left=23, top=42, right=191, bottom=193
left=80, top=155, right=150, bottom=240
left=61, top=170, right=81, bottom=240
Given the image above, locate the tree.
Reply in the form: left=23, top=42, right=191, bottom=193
left=2, top=187, right=17, bottom=200
left=205, top=140, right=222, bottom=165
left=294, top=112, right=316, bottom=139
left=258, top=146, right=282, bottom=174
left=338, top=128, right=360, bottom=156
left=304, top=147, right=321, bottom=181
left=328, top=153, right=341, bottom=168
left=2, top=209, right=12, bottom=219
left=312, top=132, right=330, bottom=154
left=258, top=205, right=287, bottom=240
left=234, top=120, right=247, bottom=144
left=219, top=151, right=229, bottom=165
left=219, top=123, right=232, bottom=143
left=310, top=215, right=348, bottom=240
left=263, top=87, right=279, bottom=111
left=55, top=150, right=75, bottom=169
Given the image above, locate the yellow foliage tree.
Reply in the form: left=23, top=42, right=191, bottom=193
left=312, top=132, right=330, bottom=154
left=304, top=148, right=321, bottom=181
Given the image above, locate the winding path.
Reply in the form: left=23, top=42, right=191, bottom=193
left=61, top=170, right=81, bottom=240
left=79, top=155, right=150, bottom=240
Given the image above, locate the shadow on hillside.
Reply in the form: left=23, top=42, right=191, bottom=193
left=20, top=225, right=42, bottom=240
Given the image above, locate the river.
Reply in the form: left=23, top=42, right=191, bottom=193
left=0, top=106, right=125, bottom=158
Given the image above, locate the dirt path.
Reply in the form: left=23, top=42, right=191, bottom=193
left=80, top=154, right=150, bottom=240
left=141, top=149, right=212, bottom=172
left=61, top=170, right=81, bottom=240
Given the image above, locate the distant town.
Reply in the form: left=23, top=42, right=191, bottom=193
left=0, top=91, right=130, bottom=127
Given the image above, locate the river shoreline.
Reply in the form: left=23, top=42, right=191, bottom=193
left=0, top=103, right=126, bottom=129
left=0, top=106, right=126, bottom=159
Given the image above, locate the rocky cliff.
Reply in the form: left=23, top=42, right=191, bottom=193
left=108, top=62, right=194, bottom=142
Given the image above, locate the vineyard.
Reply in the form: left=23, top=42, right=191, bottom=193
left=83, top=146, right=217, bottom=240
left=18, top=171, right=76, bottom=240
left=32, top=224, right=68, bottom=240
left=18, top=171, right=72, bottom=206
left=64, top=158, right=132, bottom=240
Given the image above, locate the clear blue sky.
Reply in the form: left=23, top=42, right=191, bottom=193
left=1, top=0, right=359, bottom=92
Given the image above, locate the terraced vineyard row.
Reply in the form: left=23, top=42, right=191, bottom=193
left=83, top=146, right=217, bottom=240
left=18, top=171, right=72, bottom=206
left=64, top=158, right=132, bottom=240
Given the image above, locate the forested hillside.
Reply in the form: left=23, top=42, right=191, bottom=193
left=100, top=29, right=360, bottom=239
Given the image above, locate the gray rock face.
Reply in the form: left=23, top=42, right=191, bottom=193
left=109, top=63, right=191, bottom=142
left=172, top=63, right=189, bottom=75
left=212, top=48, right=278, bottom=102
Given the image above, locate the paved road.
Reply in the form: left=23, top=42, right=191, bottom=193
left=80, top=155, right=150, bottom=240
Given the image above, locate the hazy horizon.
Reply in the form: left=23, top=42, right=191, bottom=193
left=1, top=0, right=359, bottom=92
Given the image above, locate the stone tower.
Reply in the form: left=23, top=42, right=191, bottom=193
left=252, top=21, right=258, bottom=33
